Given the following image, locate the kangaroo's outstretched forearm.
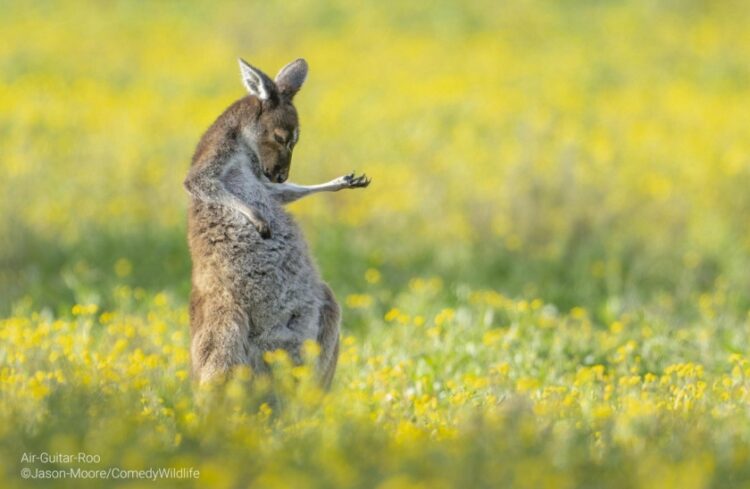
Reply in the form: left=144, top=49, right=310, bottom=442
left=184, top=161, right=271, bottom=238
left=267, top=173, right=371, bottom=204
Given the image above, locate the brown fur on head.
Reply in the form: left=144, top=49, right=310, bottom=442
left=238, top=58, right=307, bottom=183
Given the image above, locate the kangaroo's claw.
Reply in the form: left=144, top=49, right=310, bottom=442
left=355, top=174, right=371, bottom=187
left=256, top=219, right=271, bottom=239
left=345, top=173, right=371, bottom=188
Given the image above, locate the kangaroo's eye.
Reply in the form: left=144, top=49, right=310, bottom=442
left=274, top=134, right=285, bottom=145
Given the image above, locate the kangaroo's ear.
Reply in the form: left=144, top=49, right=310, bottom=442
left=238, top=58, right=275, bottom=101
left=275, top=58, right=308, bottom=99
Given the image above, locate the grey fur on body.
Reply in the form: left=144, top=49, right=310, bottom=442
left=184, top=58, right=369, bottom=388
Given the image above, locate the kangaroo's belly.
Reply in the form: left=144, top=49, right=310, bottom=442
left=188, top=200, right=323, bottom=338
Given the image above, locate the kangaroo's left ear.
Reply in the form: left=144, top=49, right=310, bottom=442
left=238, top=58, right=275, bottom=101
left=275, top=58, right=308, bottom=99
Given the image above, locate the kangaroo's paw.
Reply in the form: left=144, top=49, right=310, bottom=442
left=237, top=205, right=271, bottom=239
left=255, top=219, right=271, bottom=239
left=342, top=172, right=371, bottom=189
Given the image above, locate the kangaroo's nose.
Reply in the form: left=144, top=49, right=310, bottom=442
left=276, top=173, right=287, bottom=183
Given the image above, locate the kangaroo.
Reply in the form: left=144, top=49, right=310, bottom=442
left=184, top=58, right=369, bottom=388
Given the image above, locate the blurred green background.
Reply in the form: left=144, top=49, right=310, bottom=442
left=1, top=0, right=749, bottom=320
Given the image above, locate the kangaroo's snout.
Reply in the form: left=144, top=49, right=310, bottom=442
left=263, top=163, right=289, bottom=184
left=273, top=162, right=290, bottom=183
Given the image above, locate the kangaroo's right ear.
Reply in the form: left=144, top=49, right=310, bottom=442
left=238, top=58, right=275, bottom=101
left=275, top=58, right=308, bottom=99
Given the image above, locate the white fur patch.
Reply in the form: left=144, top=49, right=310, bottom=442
left=238, top=59, right=269, bottom=100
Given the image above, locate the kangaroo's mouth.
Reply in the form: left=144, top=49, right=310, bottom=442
left=265, top=169, right=288, bottom=183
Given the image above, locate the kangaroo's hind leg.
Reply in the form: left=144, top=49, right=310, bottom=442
left=190, top=295, right=252, bottom=383
left=316, top=283, right=341, bottom=390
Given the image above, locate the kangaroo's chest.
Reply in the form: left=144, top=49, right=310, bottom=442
left=189, top=200, right=317, bottom=293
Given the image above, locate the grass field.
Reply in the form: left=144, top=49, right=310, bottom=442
left=2, top=1, right=750, bottom=487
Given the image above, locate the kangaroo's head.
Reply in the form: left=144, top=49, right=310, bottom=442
left=238, top=58, right=307, bottom=183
